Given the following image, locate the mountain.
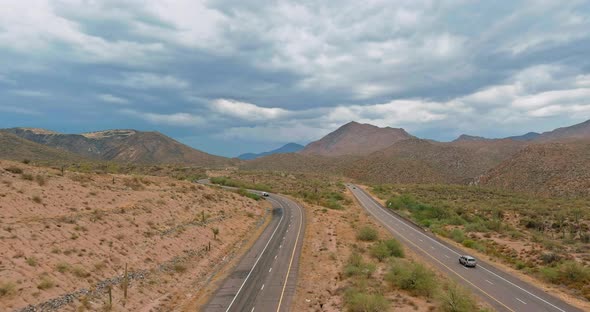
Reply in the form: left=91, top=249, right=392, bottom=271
left=534, top=119, right=590, bottom=142
left=238, top=143, right=304, bottom=160
left=300, top=121, right=414, bottom=156
left=506, top=132, right=540, bottom=141
left=476, top=141, right=590, bottom=197
left=453, top=134, right=490, bottom=142
left=0, top=131, right=83, bottom=163
left=2, top=128, right=232, bottom=167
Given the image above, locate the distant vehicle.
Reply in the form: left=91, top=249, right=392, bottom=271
left=459, top=255, right=477, bottom=267
left=262, top=192, right=269, bottom=197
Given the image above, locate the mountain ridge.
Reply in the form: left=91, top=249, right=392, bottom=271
left=238, top=143, right=304, bottom=160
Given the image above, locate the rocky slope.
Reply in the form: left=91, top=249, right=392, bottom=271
left=534, top=119, right=590, bottom=142
left=476, top=141, right=590, bottom=197
left=0, top=131, right=83, bottom=163
left=2, top=128, right=232, bottom=167
left=300, top=121, right=414, bottom=156
left=0, top=160, right=267, bottom=311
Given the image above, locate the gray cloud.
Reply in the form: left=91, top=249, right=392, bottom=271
left=0, top=0, right=589, bottom=156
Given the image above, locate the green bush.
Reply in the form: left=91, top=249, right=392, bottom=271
left=450, top=229, right=465, bottom=243
left=357, top=226, right=379, bottom=242
left=386, top=260, right=436, bottom=297
left=237, top=188, right=262, bottom=200
left=370, top=239, right=404, bottom=261
left=438, top=282, right=478, bottom=312
left=344, top=252, right=376, bottom=278
left=344, top=288, right=389, bottom=312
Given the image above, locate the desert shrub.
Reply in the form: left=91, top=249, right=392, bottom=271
left=32, top=195, right=42, bottom=204
left=438, top=282, right=478, bottom=312
left=450, top=229, right=465, bottom=243
left=357, top=226, right=378, bottom=242
left=539, top=266, right=560, bottom=283
left=0, top=281, right=16, bottom=297
left=5, top=166, right=23, bottom=174
left=344, top=252, right=376, bottom=278
left=71, top=266, right=90, bottom=278
left=22, top=159, right=31, bottom=164
left=37, top=276, right=54, bottom=290
left=173, top=263, right=187, bottom=273
left=540, top=253, right=560, bottom=265
left=35, top=175, right=46, bottom=186
left=56, top=262, right=70, bottom=273
left=370, top=239, right=404, bottom=261
left=386, top=260, right=436, bottom=297
left=21, top=173, right=34, bottom=181
left=559, top=261, right=590, bottom=284
left=344, top=288, right=389, bottom=312
left=236, top=188, right=261, bottom=201
left=26, top=256, right=38, bottom=267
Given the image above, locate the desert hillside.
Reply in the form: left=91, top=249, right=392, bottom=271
left=300, top=121, right=414, bottom=156
left=0, top=132, right=83, bottom=163
left=0, top=160, right=268, bottom=311
left=2, top=128, right=233, bottom=167
left=476, top=141, right=590, bottom=197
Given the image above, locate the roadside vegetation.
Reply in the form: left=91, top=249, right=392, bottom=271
left=342, top=224, right=485, bottom=312
left=371, top=184, right=590, bottom=300
left=209, top=171, right=350, bottom=210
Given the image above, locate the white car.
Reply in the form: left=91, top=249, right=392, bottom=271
left=262, top=192, right=269, bottom=197
left=459, top=255, right=477, bottom=268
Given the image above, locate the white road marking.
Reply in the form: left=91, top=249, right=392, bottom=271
left=223, top=206, right=285, bottom=312
left=418, top=239, right=423, bottom=242
left=486, top=280, right=494, bottom=285
left=269, top=268, right=272, bottom=272
left=516, top=298, right=527, bottom=305
left=275, top=255, right=278, bottom=260
left=280, top=244, right=282, bottom=248
left=430, top=246, right=435, bottom=250
left=251, top=307, right=255, bottom=312
left=444, top=255, right=450, bottom=259
left=261, top=284, right=265, bottom=290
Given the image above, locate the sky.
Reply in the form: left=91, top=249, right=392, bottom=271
left=1, top=0, right=590, bottom=157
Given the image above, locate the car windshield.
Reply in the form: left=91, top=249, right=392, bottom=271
left=467, top=258, right=475, bottom=262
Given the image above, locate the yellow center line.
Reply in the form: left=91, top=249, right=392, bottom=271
left=354, top=189, right=516, bottom=312
left=276, top=200, right=303, bottom=312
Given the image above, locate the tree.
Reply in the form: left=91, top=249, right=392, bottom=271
left=212, top=227, right=219, bottom=240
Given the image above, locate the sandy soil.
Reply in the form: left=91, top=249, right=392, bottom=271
left=291, top=191, right=438, bottom=311
left=0, top=160, right=269, bottom=311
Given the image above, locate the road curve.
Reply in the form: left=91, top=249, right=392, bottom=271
left=202, top=183, right=305, bottom=312
left=347, top=184, right=582, bottom=312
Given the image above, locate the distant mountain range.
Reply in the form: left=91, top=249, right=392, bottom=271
left=0, top=128, right=234, bottom=167
left=238, top=143, right=304, bottom=160
left=242, top=118, right=590, bottom=196
left=3, top=118, right=590, bottom=196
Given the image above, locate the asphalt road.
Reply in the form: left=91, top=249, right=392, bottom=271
left=203, top=185, right=305, bottom=312
left=347, top=184, right=583, bottom=312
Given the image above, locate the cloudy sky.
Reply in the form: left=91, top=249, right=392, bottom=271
left=1, top=0, right=590, bottom=156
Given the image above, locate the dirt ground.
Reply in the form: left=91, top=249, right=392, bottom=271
left=0, top=160, right=269, bottom=311
left=291, top=190, right=440, bottom=311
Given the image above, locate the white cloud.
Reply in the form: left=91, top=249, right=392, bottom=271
left=9, top=89, right=51, bottom=97
left=121, top=109, right=204, bottom=126
left=98, top=94, right=129, bottom=104
left=102, top=72, right=189, bottom=89
left=210, top=99, right=291, bottom=121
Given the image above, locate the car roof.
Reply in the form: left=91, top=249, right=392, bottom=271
left=463, top=255, right=475, bottom=260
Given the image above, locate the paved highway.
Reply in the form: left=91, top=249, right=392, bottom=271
left=347, top=184, right=582, bottom=312
left=203, top=184, right=305, bottom=312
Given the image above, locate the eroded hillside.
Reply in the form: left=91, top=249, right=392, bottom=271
left=0, top=160, right=269, bottom=311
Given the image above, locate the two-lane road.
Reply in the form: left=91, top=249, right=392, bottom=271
left=348, top=184, right=582, bottom=312
left=203, top=184, right=305, bottom=312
